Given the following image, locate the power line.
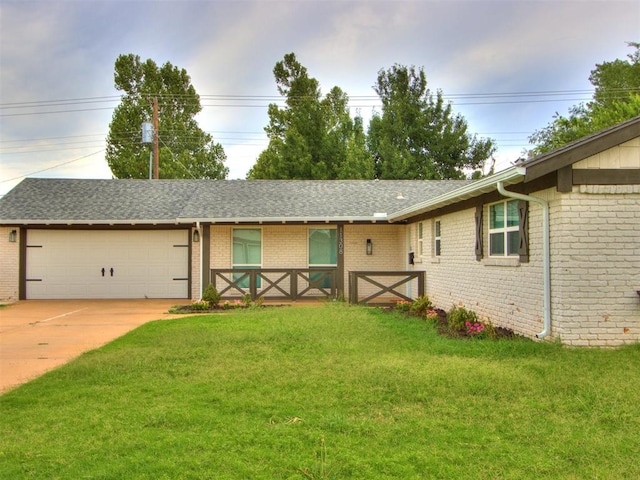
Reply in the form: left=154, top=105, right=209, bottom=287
left=0, top=150, right=106, bottom=184
left=2, top=87, right=624, bottom=117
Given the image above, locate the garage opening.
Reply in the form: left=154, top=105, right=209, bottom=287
left=25, top=229, right=189, bottom=299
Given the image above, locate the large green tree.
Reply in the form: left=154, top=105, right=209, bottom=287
left=106, top=54, right=228, bottom=179
left=248, top=53, right=374, bottom=179
left=368, top=65, right=494, bottom=180
left=530, top=43, right=640, bottom=154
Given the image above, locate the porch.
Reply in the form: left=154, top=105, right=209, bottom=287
left=209, top=268, right=425, bottom=305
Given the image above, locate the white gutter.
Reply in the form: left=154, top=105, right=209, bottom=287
left=2, top=219, right=185, bottom=225
left=178, top=215, right=391, bottom=224
left=497, top=182, right=551, bottom=339
left=389, top=167, right=526, bottom=222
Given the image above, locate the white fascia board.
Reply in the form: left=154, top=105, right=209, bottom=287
left=178, top=216, right=390, bottom=224
left=388, top=167, right=526, bottom=222
left=2, top=219, right=183, bottom=225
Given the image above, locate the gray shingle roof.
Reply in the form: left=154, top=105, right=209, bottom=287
left=0, top=178, right=472, bottom=224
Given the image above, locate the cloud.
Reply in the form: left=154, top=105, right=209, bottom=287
left=1, top=0, right=638, bottom=195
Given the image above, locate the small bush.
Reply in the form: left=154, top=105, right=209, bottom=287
left=241, top=294, right=253, bottom=307
left=447, top=305, right=478, bottom=332
left=190, top=300, right=210, bottom=311
left=202, top=284, right=221, bottom=307
left=409, top=296, right=433, bottom=316
left=253, top=296, right=264, bottom=308
left=394, top=300, right=412, bottom=313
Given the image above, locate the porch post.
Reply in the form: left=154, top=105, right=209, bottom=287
left=18, top=227, right=26, bottom=300
left=202, top=223, right=211, bottom=292
left=337, top=223, right=345, bottom=299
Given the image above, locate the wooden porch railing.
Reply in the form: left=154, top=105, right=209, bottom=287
left=348, top=270, right=425, bottom=304
left=210, top=268, right=337, bottom=301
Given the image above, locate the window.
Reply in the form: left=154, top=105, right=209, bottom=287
left=434, top=220, right=441, bottom=257
left=309, top=228, right=337, bottom=288
left=489, top=200, right=519, bottom=256
left=233, top=228, right=261, bottom=288
left=418, top=222, right=424, bottom=256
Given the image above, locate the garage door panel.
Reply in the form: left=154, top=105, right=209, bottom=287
left=26, top=230, right=189, bottom=299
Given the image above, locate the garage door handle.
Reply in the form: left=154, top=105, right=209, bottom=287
left=110, top=268, right=114, bottom=277
left=101, top=268, right=105, bottom=277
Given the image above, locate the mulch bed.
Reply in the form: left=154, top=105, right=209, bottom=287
left=391, top=307, right=521, bottom=340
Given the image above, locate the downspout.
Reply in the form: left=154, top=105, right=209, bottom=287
left=496, top=182, right=551, bottom=339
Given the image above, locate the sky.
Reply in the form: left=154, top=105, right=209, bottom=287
left=1, top=0, right=638, bottom=196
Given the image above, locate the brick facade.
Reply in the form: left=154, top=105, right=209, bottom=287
left=0, top=227, right=20, bottom=303
left=405, top=136, right=640, bottom=346
left=409, top=202, right=546, bottom=340
left=550, top=188, right=640, bottom=346
left=206, top=223, right=407, bottom=300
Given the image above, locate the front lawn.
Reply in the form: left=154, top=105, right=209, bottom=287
left=1, top=304, right=639, bottom=479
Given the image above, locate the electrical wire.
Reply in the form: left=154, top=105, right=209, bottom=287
left=2, top=86, right=636, bottom=180
left=0, top=150, right=106, bottom=184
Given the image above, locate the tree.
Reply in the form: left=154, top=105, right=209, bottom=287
left=530, top=43, right=640, bottom=154
left=106, top=54, right=228, bottom=179
left=368, top=65, right=494, bottom=180
left=247, top=53, right=374, bottom=179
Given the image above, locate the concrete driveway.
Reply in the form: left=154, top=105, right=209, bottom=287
left=0, top=299, right=186, bottom=394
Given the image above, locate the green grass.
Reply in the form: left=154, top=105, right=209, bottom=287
left=1, top=304, right=639, bottom=479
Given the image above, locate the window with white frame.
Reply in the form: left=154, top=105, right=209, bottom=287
left=308, top=228, right=337, bottom=288
left=434, top=220, right=441, bottom=256
left=418, top=222, right=424, bottom=256
left=232, top=228, right=262, bottom=287
left=489, top=200, right=519, bottom=256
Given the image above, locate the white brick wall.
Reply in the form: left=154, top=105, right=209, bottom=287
left=207, top=224, right=407, bottom=299
left=551, top=187, right=640, bottom=346
left=0, top=227, right=20, bottom=303
left=407, top=183, right=640, bottom=346
left=410, top=203, right=547, bottom=340
left=344, top=224, right=408, bottom=300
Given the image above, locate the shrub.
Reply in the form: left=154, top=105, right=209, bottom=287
left=253, top=296, right=264, bottom=308
left=190, top=300, right=210, bottom=311
left=447, top=305, right=478, bottom=332
left=241, top=293, right=253, bottom=307
left=409, top=296, right=433, bottom=316
left=394, top=300, right=412, bottom=313
left=202, top=284, right=222, bottom=307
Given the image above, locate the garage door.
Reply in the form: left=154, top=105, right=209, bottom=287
left=26, top=230, right=189, bottom=299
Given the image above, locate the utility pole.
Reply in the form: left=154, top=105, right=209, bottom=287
left=152, top=96, right=159, bottom=179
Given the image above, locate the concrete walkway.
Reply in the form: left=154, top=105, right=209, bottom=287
left=0, top=299, right=187, bottom=394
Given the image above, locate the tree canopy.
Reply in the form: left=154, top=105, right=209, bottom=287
left=529, top=43, right=640, bottom=154
left=249, top=56, right=493, bottom=180
left=106, top=54, right=228, bottom=179
left=367, top=65, right=495, bottom=180
left=247, top=53, right=374, bottom=179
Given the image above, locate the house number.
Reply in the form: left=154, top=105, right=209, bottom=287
left=338, top=227, right=344, bottom=255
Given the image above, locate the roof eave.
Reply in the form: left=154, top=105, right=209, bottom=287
left=2, top=216, right=396, bottom=226
left=0, top=219, right=185, bottom=226
left=388, top=167, right=526, bottom=222
left=179, top=216, right=391, bottom=224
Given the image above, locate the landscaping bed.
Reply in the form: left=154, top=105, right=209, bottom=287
left=388, top=297, right=523, bottom=340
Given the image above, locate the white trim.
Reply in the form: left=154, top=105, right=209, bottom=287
left=389, top=167, right=526, bottom=222
left=488, top=200, right=519, bottom=257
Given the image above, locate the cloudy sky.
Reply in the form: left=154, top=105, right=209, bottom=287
left=1, top=0, right=638, bottom=196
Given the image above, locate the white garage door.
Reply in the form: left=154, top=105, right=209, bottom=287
left=26, top=230, right=189, bottom=299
